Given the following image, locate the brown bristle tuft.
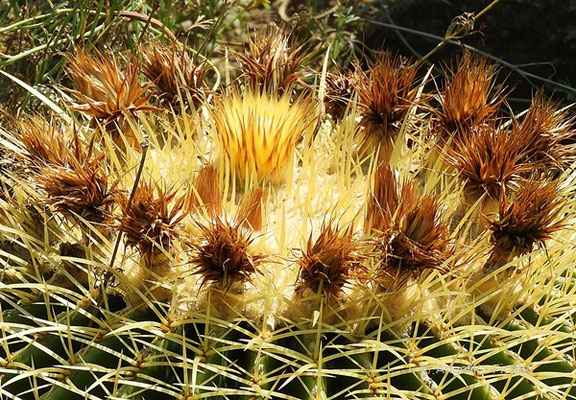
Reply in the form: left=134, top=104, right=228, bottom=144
left=296, top=224, right=363, bottom=298
left=22, top=124, right=118, bottom=224
left=442, top=124, right=533, bottom=200
left=324, top=70, right=356, bottom=122
left=437, top=51, right=503, bottom=135
left=236, top=188, right=266, bottom=231
left=373, top=195, right=451, bottom=279
left=141, top=43, right=209, bottom=109
left=17, top=117, right=69, bottom=168
left=489, top=179, right=565, bottom=257
left=512, top=91, right=576, bottom=169
left=354, top=53, right=421, bottom=158
left=38, top=155, right=117, bottom=224
left=66, top=49, right=156, bottom=142
left=232, top=27, right=308, bottom=94
left=366, top=164, right=452, bottom=278
left=192, top=218, right=262, bottom=288
left=365, top=164, right=400, bottom=233
left=117, top=183, right=188, bottom=258
left=188, top=165, right=222, bottom=215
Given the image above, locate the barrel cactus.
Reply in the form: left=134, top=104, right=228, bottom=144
left=1, top=29, right=575, bottom=400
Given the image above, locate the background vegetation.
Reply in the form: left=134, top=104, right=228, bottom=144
left=2, top=0, right=574, bottom=114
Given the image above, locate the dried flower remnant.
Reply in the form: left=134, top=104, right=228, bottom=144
left=117, top=183, right=188, bottom=261
left=324, top=70, right=356, bottom=122
left=66, top=50, right=156, bottom=144
left=141, top=43, right=209, bottom=109
left=236, top=188, right=266, bottom=231
left=442, top=124, right=532, bottom=202
left=188, top=165, right=222, bottom=216
left=296, top=224, right=363, bottom=298
left=512, top=92, right=576, bottom=170
left=487, top=180, right=565, bottom=270
left=17, top=117, right=70, bottom=169
left=192, top=218, right=262, bottom=288
left=375, top=195, right=451, bottom=280
left=38, top=156, right=117, bottom=224
left=17, top=121, right=117, bottom=225
left=436, top=52, right=503, bottom=135
left=365, top=163, right=399, bottom=234
left=211, top=90, right=316, bottom=184
left=354, top=53, right=421, bottom=161
left=367, top=164, right=452, bottom=282
left=233, top=27, right=308, bottom=94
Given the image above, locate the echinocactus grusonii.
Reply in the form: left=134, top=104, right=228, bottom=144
left=0, top=38, right=575, bottom=400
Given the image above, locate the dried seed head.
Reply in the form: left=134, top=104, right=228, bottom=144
left=188, top=165, right=222, bottom=215
left=20, top=123, right=118, bottom=224
left=354, top=53, right=421, bottom=156
left=437, top=52, right=503, bottom=134
left=365, top=163, right=399, bottom=234
left=17, top=117, right=69, bottom=168
left=512, top=91, right=576, bottom=169
left=367, top=164, right=451, bottom=278
left=324, top=70, right=356, bottom=122
left=232, top=27, right=308, bottom=94
left=296, top=224, right=363, bottom=298
left=117, top=183, right=188, bottom=258
left=376, top=195, right=451, bottom=277
left=236, top=188, right=266, bottom=231
left=38, top=156, right=117, bottom=224
left=490, top=179, right=565, bottom=256
left=211, top=90, right=316, bottom=184
left=192, top=218, right=262, bottom=288
left=141, top=43, right=209, bottom=109
left=66, top=50, right=156, bottom=139
left=442, top=124, right=532, bottom=200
